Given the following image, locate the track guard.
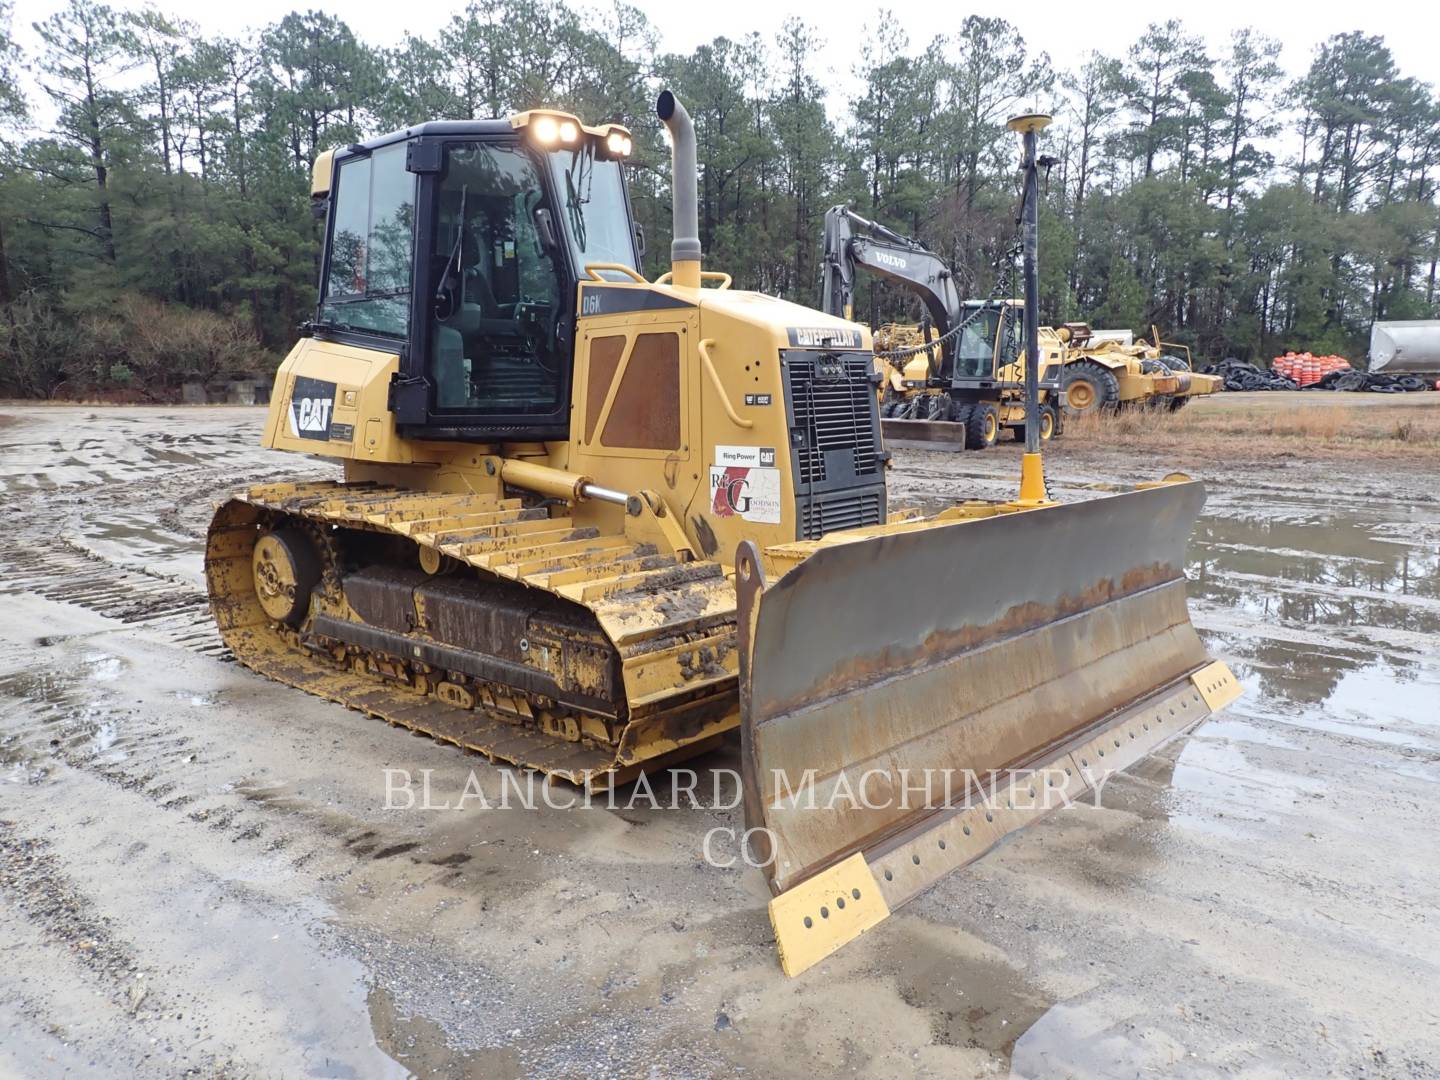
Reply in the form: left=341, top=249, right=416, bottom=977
left=736, top=482, right=1241, bottom=976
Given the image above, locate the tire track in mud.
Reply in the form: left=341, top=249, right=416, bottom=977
left=0, top=416, right=386, bottom=887
left=0, top=644, right=380, bottom=885
left=0, top=539, right=231, bottom=660
left=0, top=822, right=142, bottom=990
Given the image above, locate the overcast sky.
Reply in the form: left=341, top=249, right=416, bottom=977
left=10, top=0, right=1440, bottom=122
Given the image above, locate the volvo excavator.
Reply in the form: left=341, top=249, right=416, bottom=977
left=820, top=207, right=1065, bottom=450
left=205, top=94, right=1240, bottom=976
left=819, top=208, right=1220, bottom=446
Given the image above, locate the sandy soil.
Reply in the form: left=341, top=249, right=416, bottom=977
left=1, top=404, right=1437, bottom=1078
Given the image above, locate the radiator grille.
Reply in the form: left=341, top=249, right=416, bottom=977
left=799, top=491, right=884, bottom=540
left=786, top=355, right=881, bottom=485
left=786, top=351, right=885, bottom=540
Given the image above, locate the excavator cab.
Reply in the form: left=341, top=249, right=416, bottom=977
left=952, top=302, right=1005, bottom=378
left=310, top=113, right=640, bottom=440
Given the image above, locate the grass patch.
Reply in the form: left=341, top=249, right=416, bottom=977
left=1061, top=396, right=1440, bottom=461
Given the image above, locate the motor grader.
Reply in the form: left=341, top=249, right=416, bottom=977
left=206, top=94, right=1240, bottom=976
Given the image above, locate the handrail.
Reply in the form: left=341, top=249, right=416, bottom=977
left=584, top=262, right=648, bottom=283
left=655, top=270, right=733, bottom=290
left=697, top=339, right=753, bottom=429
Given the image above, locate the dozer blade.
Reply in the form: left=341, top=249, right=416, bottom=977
left=734, top=480, right=1241, bottom=976
left=880, top=417, right=969, bottom=452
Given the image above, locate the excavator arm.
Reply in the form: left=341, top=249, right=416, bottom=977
left=820, top=206, right=963, bottom=349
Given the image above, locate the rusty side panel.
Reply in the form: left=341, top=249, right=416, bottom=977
left=602, top=332, right=681, bottom=450
left=585, top=334, right=626, bottom=444
left=343, top=566, right=429, bottom=633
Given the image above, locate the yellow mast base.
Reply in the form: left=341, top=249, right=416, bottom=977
left=1016, top=452, right=1053, bottom=506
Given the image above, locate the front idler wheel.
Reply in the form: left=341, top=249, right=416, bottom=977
left=251, top=527, right=322, bottom=627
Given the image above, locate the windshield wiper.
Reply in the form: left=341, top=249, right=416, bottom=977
left=325, top=289, right=410, bottom=304
left=436, top=183, right=469, bottom=302
left=563, top=145, right=596, bottom=251
left=565, top=170, right=587, bottom=251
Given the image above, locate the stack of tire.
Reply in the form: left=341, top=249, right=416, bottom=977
left=1203, top=358, right=1298, bottom=392
left=1308, top=369, right=1433, bottom=393
left=1201, top=356, right=1434, bottom=393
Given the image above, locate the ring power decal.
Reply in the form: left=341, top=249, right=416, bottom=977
left=288, top=376, right=338, bottom=441
left=710, top=464, right=782, bottom=524
left=715, top=445, right=777, bottom=468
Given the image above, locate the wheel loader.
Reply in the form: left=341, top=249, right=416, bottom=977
left=205, top=94, right=1241, bottom=976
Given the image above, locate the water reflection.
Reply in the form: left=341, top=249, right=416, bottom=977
left=1189, top=507, right=1440, bottom=602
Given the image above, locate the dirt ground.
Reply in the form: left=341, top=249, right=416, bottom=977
left=1, top=400, right=1438, bottom=1078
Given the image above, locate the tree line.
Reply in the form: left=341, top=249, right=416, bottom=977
left=0, top=0, right=1436, bottom=398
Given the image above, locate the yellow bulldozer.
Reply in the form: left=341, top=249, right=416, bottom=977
left=206, top=95, right=1240, bottom=976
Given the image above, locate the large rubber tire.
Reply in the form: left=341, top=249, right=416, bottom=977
left=1064, top=360, right=1121, bottom=415
left=921, top=393, right=951, bottom=421
left=964, top=402, right=1000, bottom=450
left=1013, top=403, right=1059, bottom=443
left=1169, top=395, right=1190, bottom=411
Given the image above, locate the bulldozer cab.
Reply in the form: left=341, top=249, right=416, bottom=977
left=311, top=114, right=640, bottom=442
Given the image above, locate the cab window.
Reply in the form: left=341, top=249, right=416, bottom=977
left=954, top=307, right=1000, bottom=378
left=430, top=143, right=565, bottom=413
left=320, top=143, right=415, bottom=337
left=546, top=144, right=636, bottom=280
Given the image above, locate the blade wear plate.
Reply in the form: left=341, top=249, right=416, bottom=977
left=767, top=853, right=890, bottom=977
left=738, top=480, right=1223, bottom=921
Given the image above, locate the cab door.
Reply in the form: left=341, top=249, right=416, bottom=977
left=568, top=300, right=699, bottom=510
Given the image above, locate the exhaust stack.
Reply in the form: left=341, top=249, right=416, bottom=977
left=656, top=90, right=701, bottom=289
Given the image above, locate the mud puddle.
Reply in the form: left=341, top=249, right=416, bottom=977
left=1190, top=494, right=1440, bottom=714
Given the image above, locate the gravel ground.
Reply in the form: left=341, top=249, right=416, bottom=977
left=1, top=404, right=1437, bottom=1078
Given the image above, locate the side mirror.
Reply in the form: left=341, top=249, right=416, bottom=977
left=633, top=222, right=646, bottom=258
left=534, top=207, right=558, bottom=252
